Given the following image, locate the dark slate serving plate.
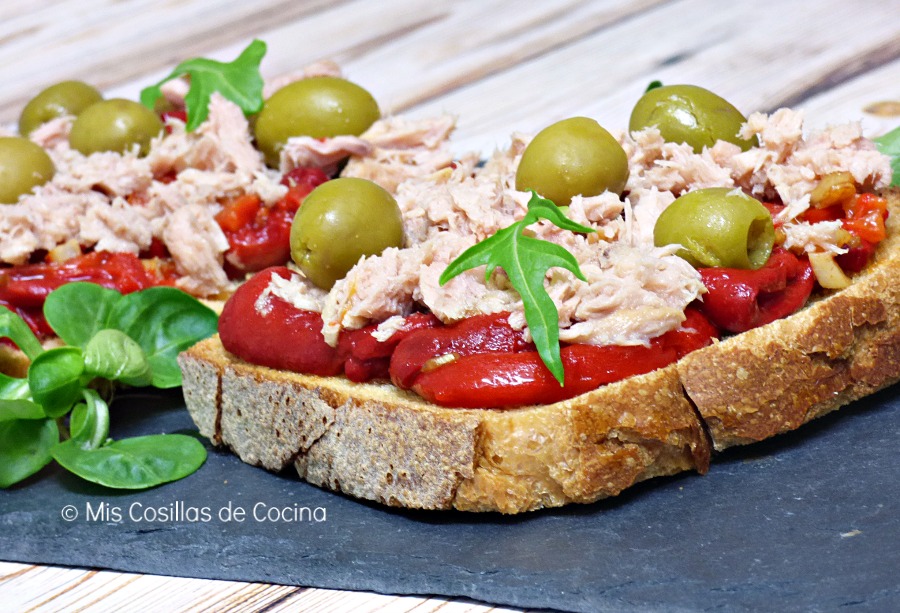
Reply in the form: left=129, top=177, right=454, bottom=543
left=2, top=385, right=898, bottom=612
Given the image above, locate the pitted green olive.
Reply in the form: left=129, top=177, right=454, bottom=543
left=515, top=117, right=628, bottom=206
left=629, top=84, right=756, bottom=152
left=18, top=80, right=103, bottom=136
left=654, top=187, right=774, bottom=269
left=0, top=137, right=56, bottom=204
left=255, top=77, right=380, bottom=167
left=290, top=178, right=403, bottom=289
left=69, top=99, right=163, bottom=156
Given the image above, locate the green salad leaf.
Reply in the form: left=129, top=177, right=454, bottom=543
left=44, top=283, right=121, bottom=347
left=0, top=418, right=58, bottom=488
left=140, top=39, right=267, bottom=131
left=440, top=191, right=594, bottom=385
left=52, top=434, right=207, bottom=490
left=0, top=307, right=43, bottom=360
left=0, top=283, right=217, bottom=489
left=874, top=126, right=900, bottom=187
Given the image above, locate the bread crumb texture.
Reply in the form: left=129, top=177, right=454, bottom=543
left=177, top=190, right=900, bottom=513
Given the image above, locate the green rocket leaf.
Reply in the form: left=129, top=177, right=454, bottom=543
left=440, top=191, right=594, bottom=384
left=140, top=39, right=266, bottom=131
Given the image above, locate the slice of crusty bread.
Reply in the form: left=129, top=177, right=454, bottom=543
left=179, top=339, right=709, bottom=513
left=178, top=191, right=900, bottom=513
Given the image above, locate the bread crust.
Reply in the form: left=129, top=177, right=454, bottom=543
left=178, top=190, right=900, bottom=513
left=678, top=189, right=900, bottom=450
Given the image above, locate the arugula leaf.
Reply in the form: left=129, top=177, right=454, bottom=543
left=440, top=191, right=594, bottom=384
left=874, top=126, right=900, bottom=187
left=140, top=39, right=267, bottom=131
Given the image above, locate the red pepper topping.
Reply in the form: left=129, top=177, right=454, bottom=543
left=219, top=266, right=440, bottom=381
left=338, top=313, right=440, bottom=382
left=697, top=248, right=814, bottom=334
left=0, top=251, right=176, bottom=339
left=217, top=168, right=329, bottom=278
left=218, top=267, right=343, bottom=376
left=393, top=307, right=718, bottom=408
left=841, top=192, right=888, bottom=244
left=835, top=238, right=877, bottom=274
left=389, top=312, right=533, bottom=389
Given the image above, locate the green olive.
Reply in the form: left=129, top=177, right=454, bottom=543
left=654, top=187, right=774, bottom=269
left=629, top=84, right=756, bottom=152
left=515, top=117, right=629, bottom=206
left=69, top=98, right=163, bottom=156
left=18, top=80, right=103, bottom=136
left=0, top=137, right=56, bottom=204
left=254, top=77, right=380, bottom=167
left=290, top=178, right=403, bottom=289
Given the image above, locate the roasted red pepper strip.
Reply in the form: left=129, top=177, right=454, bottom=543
left=220, top=266, right=440, bottom=380
left=338, top=313, right=440, bottom=382
left=698, top=248, right=814, bottom=333
left=411, top=344, right=676, bottom=408
left=219, top=267, right=344, bottom=376
left=842, top=192, right=888, bottom=244
left=389, top=312, right=533, bottom=389
left=407, top=309, right=718, bottom=408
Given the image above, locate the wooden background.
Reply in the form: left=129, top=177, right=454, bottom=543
left=1, top=0, right=899, bottom=611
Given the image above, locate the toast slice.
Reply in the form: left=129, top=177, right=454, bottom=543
left=178, top=191, right=900, bottom=513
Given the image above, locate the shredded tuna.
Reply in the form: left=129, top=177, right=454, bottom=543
left=80, top=196, right=153, bottom=254
left=147, top=93, right=263, bottom=176
left=255, top=271, right=327, bottom=315
left=320, top=244, right=427, bottom=346
left=781, top=220, right=849, bottom=255
left=161, top=204, right=231, bottom=295
left=394, top=165, right=520, bottom=245
left=279, top=136, right=373, bottom=176
left=29, top=117, right=72, bottom=149
left=340, top=115, right=467, bottom=193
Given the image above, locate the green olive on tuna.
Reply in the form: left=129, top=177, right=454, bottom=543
left=515, top=117, right=628, bottom=206
left=255, top=77, right=380, bottom=167
left=18, top=80, right=103, bottom=136
left=69, top=98, right=163, bottom=156
left=290, top=178, right=403, bottom=289
left=629, top=84, right=756, bottom=152
left=654, top=187, right=774, bottom=269
left=0, top=137, right=56, bottom=204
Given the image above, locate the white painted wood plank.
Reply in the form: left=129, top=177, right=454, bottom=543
left=797, top=57, right=900, bottom=138
left=399, top=0, right=900, bottom=155
left=0, top=562, right=524, bottom=612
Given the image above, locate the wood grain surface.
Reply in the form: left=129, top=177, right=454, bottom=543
left=1, top=0, right=899, bottom=611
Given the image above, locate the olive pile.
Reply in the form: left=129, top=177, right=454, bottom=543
left=514, top=83, right=769, bottom=270
left=4, top=80, right=166, bottom=204
left=8, top=71, right=769, bottom=280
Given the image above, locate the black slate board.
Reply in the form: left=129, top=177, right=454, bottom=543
left=2, top=385, right=899, bottom=612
